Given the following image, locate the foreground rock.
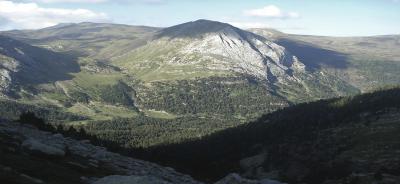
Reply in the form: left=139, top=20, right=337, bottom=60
left=0, top=120, right=202, bottom=184
left=22, top=138, right=66, bottom=157
left=215, top=173, right=286, bottom=184
left=93, top=175, right=173, bottom=184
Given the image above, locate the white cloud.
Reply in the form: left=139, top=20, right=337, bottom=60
left=0, top=1, right=110, bottom=30
left=229, top=21, right=270, bottom=29
left=11, top=0, right=166, bottom=4
left=140, top=0, right=165, bottom=4
left=244, top=5, right=299, bottom=19
left=32, top=0, right=108, bottom=3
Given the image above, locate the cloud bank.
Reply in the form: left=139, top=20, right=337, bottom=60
left=0, top=0, right=110, bottom=30
left=244, top=5, right=299, bottom=19
left=229, top=21, right=270, bottom=29
left=31, top=0, right=107, bottom=3
left=13, top=0, right=166, bottom=4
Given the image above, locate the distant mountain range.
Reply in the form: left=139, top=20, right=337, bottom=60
left=1, top=19, right=399, bottom=146
left=0, top=19, right=398, bottom=145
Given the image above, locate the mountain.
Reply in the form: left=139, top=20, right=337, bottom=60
left=118, top=19, right=303, bottom=81
left=114, top=19, right=357, bottom=103
left=1, top=22, right=160, bottom=60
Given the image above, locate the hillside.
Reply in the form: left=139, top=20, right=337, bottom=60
left=0, top=35, right=80, bottom=96
left=1, top=22, right=160, bottom=60
left=142, top=87, right=400, bottom=183
left=250, top=29, right=400, bottom=92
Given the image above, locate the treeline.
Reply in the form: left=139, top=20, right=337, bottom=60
left=0, top=99, right=87, bottom=122
left=85, top=114, right=241, bottom=148
left=97, top=81, right=136, bottom=108
left=16, top=112, right=136, bottom=155
left=69, top=81, right=138, bottom=109
left=137, top=76, right=288, bottom=117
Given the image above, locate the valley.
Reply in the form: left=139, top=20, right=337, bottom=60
left=1, top=20, right=397, bottom=148
left=0, top=19, right=399, bottom=184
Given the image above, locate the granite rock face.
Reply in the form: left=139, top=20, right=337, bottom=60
left=149, top=20, right=306, bottom=82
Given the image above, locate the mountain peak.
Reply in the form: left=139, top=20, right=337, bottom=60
left=191, top=19, right=231, bottom=27
left=156, top=19, right=238, bottom=39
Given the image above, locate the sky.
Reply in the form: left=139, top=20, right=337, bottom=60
left=0, top=0, right=399, bottom=36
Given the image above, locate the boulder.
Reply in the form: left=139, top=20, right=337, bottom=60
left=215, top=173, right=286, bottom=184
left=240, top=153, right=266, bottom=171
left=22, top=138, right=65, bottom=157
left=214, top=173, right=257, bottom=184
left=92, top=175, right=173, bottom=184
left=240, top=153, right=268, bottom=178
left=260, top=179, right=287, bottom=184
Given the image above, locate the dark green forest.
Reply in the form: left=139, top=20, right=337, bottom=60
left=136, top=76, right=289, bottom=117
left=84, top=115, right=242, bottom=148
left=0, top=99, right=87, bottom=122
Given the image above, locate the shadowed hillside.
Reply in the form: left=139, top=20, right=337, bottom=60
left=140, top=87, right=400, bottom=183
left=276, top=39, right=350, bottom=70
left=0, top=35, right=80, bottom=92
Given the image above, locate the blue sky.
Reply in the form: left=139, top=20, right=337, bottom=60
left=0, top=0, right=399, bottom=36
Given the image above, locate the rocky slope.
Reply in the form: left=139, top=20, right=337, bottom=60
left=154, top=20, right=304, bottom=81
left=0, top=120, right=201, bottom=184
